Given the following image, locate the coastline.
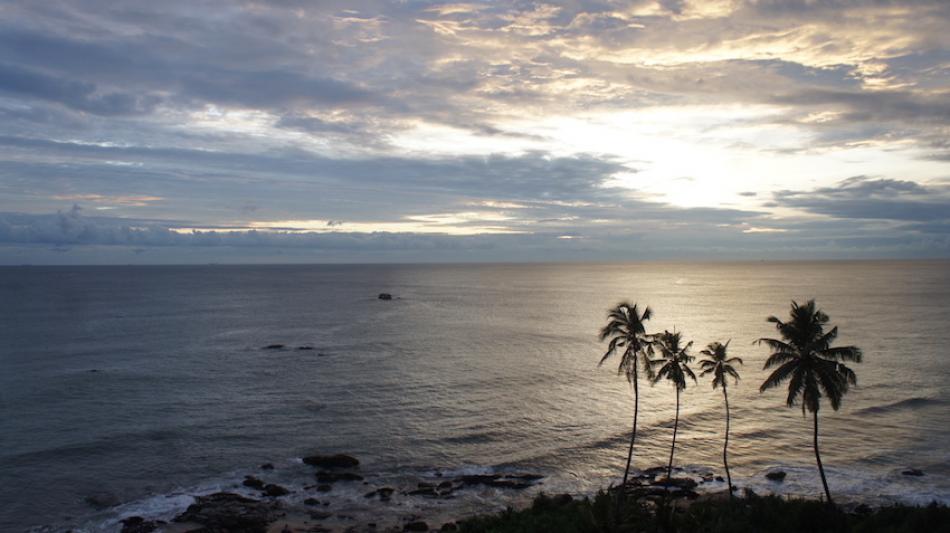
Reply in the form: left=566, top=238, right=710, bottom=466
left=63, top=454, right=947, bottom=533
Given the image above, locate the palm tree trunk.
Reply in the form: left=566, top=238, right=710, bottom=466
left=667, top=388, right=680, bottom=484
left=723, top=385, right=733, bottom=498
left=621, top=369, right=639, bottom=489
left=813, top=410, right=834, bottom=505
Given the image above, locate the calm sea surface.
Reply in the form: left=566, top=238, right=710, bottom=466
left=1, top=262, right=948, bottom=531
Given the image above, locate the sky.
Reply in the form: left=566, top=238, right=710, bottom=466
left=0, top=0, right=948, bottom=264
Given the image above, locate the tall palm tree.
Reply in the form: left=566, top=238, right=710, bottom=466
left=599, top=302, right=655, bottom=489
left=699, top=340, right=743, bottom=497
left=757, top=300, right=862, bottom=506
left=650, top=330, right=696, bottom=484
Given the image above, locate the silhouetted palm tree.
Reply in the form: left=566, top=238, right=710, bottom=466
left=599, top=302, right=655, bottom=489
left=699, top=340, right=743, bottom=497
left=757, top=300, right=862, bottom=506
left=651, top=330, right=696, bottom=484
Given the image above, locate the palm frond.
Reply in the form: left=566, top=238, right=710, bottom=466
left=760, top=359, right=798, bottom=393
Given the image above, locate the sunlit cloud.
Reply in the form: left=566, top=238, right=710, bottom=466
left=0, top=0, right=947, bottom=262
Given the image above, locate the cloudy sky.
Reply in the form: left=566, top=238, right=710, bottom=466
left=1, top=0, right=948, bottom=263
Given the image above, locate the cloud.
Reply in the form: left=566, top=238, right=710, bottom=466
left=0, top=1, right=946, bottom=262
left=774, top=176, right=950, bottom=222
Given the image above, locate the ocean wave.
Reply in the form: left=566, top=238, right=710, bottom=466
left=855, top=397, right=945, bottom=416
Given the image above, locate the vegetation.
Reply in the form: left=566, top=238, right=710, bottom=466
left=650, top=330, right=696, bottom=485
left=698, top=340, right=742, bottom=497
left=598, top=303, right=656, bottom=489
left=757, top=300, right=863, bottom=505
left=457, top=491, right=950, bottom=533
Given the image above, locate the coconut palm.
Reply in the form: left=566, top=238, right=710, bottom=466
left=598, top=302, right=655, bottom=489
left=757, top=300, right=862, bottom=506
left=699, top=340, right=743, bottom=497
left=650, top=330, right=696, bottom=484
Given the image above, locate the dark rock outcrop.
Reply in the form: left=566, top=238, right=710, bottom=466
left=655, top=477, right=698, bottom=490
left=259, top=463, right=274, bottom=470
left=303, top=454, right=360, bottom=469
left=120, top=516, right=162, bottom=533
left=263, top=344, right=285, bottom=350
left=263, top=483, right=290, bottom=497
left=902, top=468, right=924, bottom=476
left=243, top=476, right=265, bottom=490
left=766, top=471, right=787, bottom=482
left=173, top=492, right=280, bottom=533
left=378, top=293, right=393, bottom=300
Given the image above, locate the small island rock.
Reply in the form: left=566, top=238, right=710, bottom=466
left=303, top=454, right=360, bottom=469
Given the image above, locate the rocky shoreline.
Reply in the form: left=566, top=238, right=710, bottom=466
left=107, top=452, right=553, bottom=533
left=106, top=452, right=776, bottom=533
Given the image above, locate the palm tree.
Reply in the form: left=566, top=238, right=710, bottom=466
left=598, top=302, right=655, bottom=489
left=757, top=300, right=862, bottom=506
left=650, top=330, right=696, bottom=484
left=699, top=340, right=743, bottom=497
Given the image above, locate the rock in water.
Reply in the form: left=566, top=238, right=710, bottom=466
left=263, top=483, right=290, bottom=497
left=316, top=471, right=364, bottom=483
left=765, top=471, right=787, bottom=481
left=302, top=454, right=360, bottom=469
left=243, top=476, right=265, bottom=490
left=263, top=344, right=285, bottom=350
left=378, top=293, right=393, bottom=300
left=120, top=516, right=161, bottom=533
left=902, top=468, right=925, bottom=476
left=173, top=492, right=280, bottom=533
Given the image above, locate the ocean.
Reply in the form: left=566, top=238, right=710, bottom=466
left=1, top=261, right=948, bottom=531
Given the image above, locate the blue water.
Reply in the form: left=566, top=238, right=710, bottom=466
left=1, top=261, right=948, bottom=531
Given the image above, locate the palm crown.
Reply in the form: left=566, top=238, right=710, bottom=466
left=599, top=303, right=654, bottom=382
left=757, top=300, right=862, bottom=413
left=699, top=340, right=743, bottom=389
left=651, top=330, right=696, bottom=389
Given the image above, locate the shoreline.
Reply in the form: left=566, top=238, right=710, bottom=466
left=79, top=455, right=946, bottom=533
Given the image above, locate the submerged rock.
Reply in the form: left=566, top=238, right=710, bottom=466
left=296, top=346, right=315, bottom=351
left=902, top=468, right=925, bottom=476
left=365, top=487, right=395, bottom=500
left=84, top=492, right=120, bottom=510
left=378, top=293, right=393, bottom=300
left=173, top=492, right=280, bottom=533
left=316, top=471, right=364, bottom=483
left=455, top=473, right=543, bottom=490
left=765, top=471, right=787, bottom=482
left=303, top=454, right=360, bottom=469
left=259, top=463, right=274, bottom=470
left=262, top=344, right=285, bottom=350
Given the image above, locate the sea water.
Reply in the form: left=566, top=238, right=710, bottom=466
left=1, top=261, right=948, bottom=531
